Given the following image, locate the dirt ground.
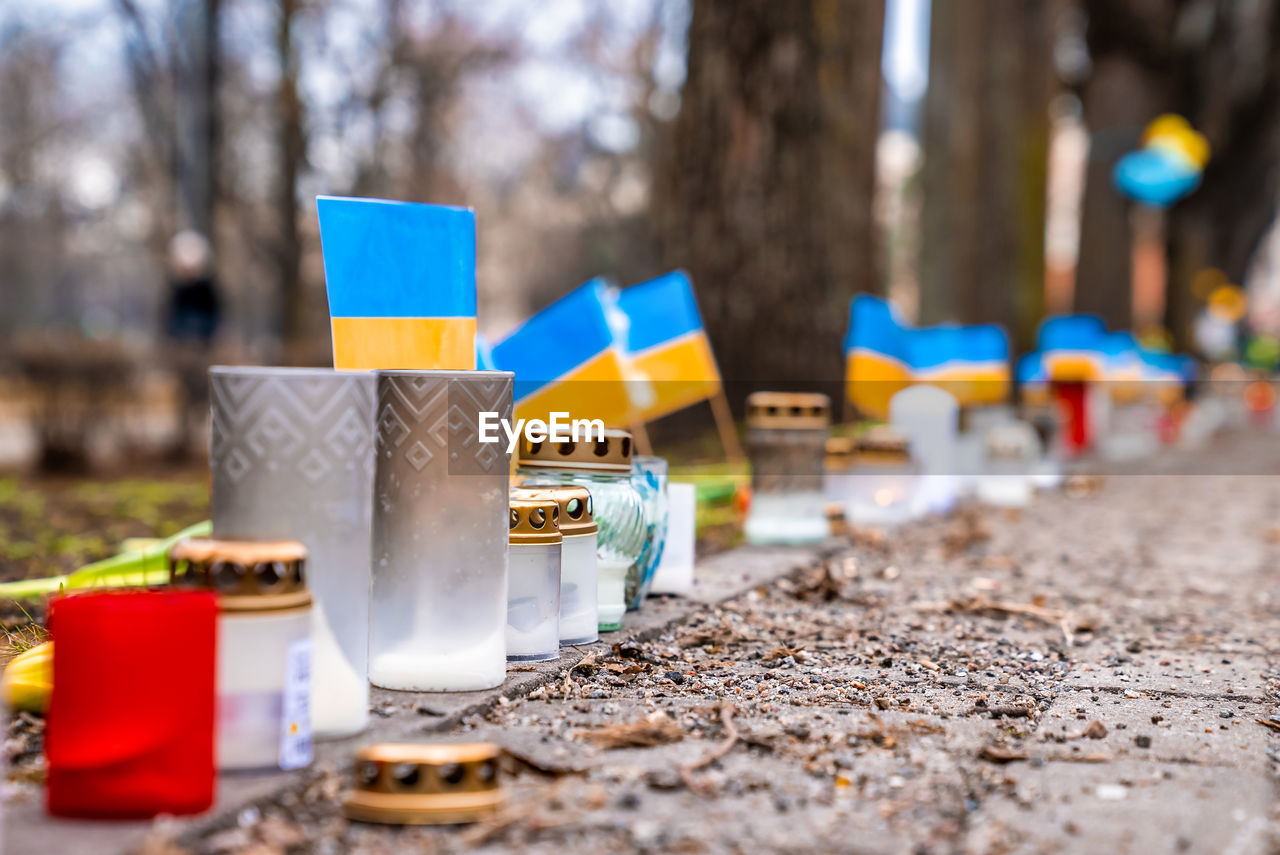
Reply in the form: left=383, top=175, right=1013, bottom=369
left=88, top=431, right=1273, bottom=854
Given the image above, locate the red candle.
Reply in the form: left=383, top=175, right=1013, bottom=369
left=46, top=589, right=218, bottom=819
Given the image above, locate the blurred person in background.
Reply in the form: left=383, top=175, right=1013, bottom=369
left=164, top=230, right=221, bottom=461
left=165, top=230, right=221, bottom=344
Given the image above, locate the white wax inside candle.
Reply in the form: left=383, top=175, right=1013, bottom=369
left=369, top=627, right=505, bottom=692
left=506, top=543, right=559, bottom=661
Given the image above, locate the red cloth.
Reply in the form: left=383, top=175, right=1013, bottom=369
left=46, top=589, right=218, bottom=819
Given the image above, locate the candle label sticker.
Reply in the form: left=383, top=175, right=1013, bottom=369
left=279, top=638, right=313, bottom=771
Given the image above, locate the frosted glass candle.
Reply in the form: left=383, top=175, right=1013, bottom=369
left=976, top=422, right=1040, bottom=507
left=743, top=392, right=831, bottom=545
left=845, top=428, right=921, bottom=527
left=506, top=498, right=562, bottom=662
left=209, top=366, right=375, bottom=740
left=369, top=371, right=513, bottom=692
left=650, top=482, right=696, bottom=596
left=512, top=486, right=599, bottom=645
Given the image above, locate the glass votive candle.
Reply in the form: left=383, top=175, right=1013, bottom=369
left=512, top=485, right=598, bottom=645
left=517, top=430, right=645, bottom=633
left=743, top=392, right=831, bottom=545
left=823, top=436, right=857, bottom=511
left=506, top=497, right=562, bottom=662
left=169, top=538, right=313, bottom=772
left=976, top=422, right=1039, bottom=507
left=209, top=366, right=376, bottom=740
left=343, top=743, right=504, bottom=826
left=627, top=455, right=669, bottom=609
left=845, top=427, right=921, bottom=527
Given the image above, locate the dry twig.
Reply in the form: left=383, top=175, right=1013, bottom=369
left=679, top=702, right=740, bottom=796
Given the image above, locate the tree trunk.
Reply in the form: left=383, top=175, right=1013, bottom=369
left=277, top=0, right=306, bottom=359
left=652, top=0, right=885, bottom=398
left=1073, top=55, right=1155, bottom=330
left=920, top=0, right=1053, bottom=352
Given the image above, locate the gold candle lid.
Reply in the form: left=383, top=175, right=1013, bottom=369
left=168, top=537, right=311, bottom=613
left=509, top=497, right=562, bottom=545
left=343, top=743, right=504, bottom=826
left=512, top=485, right=597, bottom=536
left=745, top=392, right=831, bottom=430
left=853, top=426, right=911, bottom=464
left=824, top=436, right=857, bottom=471
left=518, top=428, right=632, bottom=473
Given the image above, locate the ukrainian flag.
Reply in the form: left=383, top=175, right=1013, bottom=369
left=1017, top=352, right=1051, bottom=404
left=1101, top=331, right=1146, bottom=403
left=1036, top=315, right=1107, bottom=382
left=612, top=271, right=722, bottom=422
left=491, top=280, right=636, bottom=428
left=844, top=295, right=913, bottom=419
left=318, top=196, right=477, bottom=370
left=1138, top=350, right=1195, bottom=404
left=953, top=324, right=1011, bottom=406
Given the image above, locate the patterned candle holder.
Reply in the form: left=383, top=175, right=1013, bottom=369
left=369, top=370, right=513, bottom=692
left=209, top=366, right=375, bottom=739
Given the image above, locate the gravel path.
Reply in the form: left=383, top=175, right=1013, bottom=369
left=11, top=433, right=1280, bottom=854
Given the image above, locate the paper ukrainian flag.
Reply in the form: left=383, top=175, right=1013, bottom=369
left=317, top=196, right=477, bottom=370
left=613, top=271, right=722, bottom=422
left=491, top=280, right=636, bottom=427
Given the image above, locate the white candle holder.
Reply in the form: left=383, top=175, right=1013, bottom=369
left=209, top=366, right=375, bottom=739
left=369, top=370, right=513, bottom=692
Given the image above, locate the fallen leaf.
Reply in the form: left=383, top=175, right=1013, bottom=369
left=578, top=711, right=685, bottom=749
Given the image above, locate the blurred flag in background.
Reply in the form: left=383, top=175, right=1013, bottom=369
left=612, top=271, right=722, bottom=423
left=491, top=279, right=637, bottom=427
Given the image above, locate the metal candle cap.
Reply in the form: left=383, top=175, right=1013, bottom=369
left=824, top=436, right=858, bottom=471
left=745, top=392, right=831, bottom=430
left=511, top=485, right=597, bottom=536
left=509, top=498, right=563, bottom=545
left=518, top=429, right=633, bottom=473
left=343, top=743, right=504, bottom=825
left=168, top=537, right=312, bottom=613
left=853, top=426, right=911, bottom=464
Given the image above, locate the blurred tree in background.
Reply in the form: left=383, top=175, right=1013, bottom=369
left=919, top=0, right=1054, bottom=352
left=653, top=0, right=885, bottom=390
left=1073, top=0, right=1280, bottom=347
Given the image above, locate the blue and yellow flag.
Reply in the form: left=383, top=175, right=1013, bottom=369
left=318, top=196, right=477, bottom=370
left=612, top=271, right=722, bottom=422
left=1036, top=315, right=1106, bottom=382
left=491, top=279, right=636, bottom=427
left=845, top=295, right=1011, bottom=415
left=844, top=295, right=913, bottom=418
